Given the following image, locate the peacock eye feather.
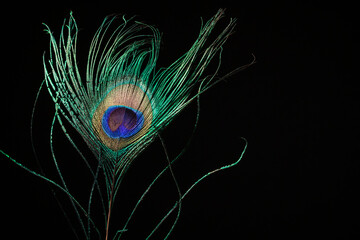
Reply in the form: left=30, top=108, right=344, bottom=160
left=0, top=9, right=252, bottom=240
left=42, top=9, right=241, bottom=165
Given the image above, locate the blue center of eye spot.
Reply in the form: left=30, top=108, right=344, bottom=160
left=102, top=105, right=144, bottom=139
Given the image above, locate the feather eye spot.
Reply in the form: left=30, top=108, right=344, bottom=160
left=91, top=82, right=153, bottom=151
left=102, top=105, right=144, bottom=139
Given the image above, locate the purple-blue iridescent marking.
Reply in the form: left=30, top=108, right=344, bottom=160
left=102, top=105, right=144, bottom=139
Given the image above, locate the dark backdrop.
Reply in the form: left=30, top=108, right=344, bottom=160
left=1, top=1, right=358, bottom=240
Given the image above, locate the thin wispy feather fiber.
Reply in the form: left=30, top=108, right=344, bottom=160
left=1, top=8, right=253, bottom=240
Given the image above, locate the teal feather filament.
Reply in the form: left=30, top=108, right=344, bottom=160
left=0, top=8, right=253, bottom=240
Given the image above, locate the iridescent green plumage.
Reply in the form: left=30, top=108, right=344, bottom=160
left=44, top=9, right=236, bottom=206
left=1, top=9, right=252, bottom=240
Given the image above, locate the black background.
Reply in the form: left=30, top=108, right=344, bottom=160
left=1, top=1, right=358, bottom=240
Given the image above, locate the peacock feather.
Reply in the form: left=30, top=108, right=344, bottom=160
left=1, top=9, right=253, bottom=240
